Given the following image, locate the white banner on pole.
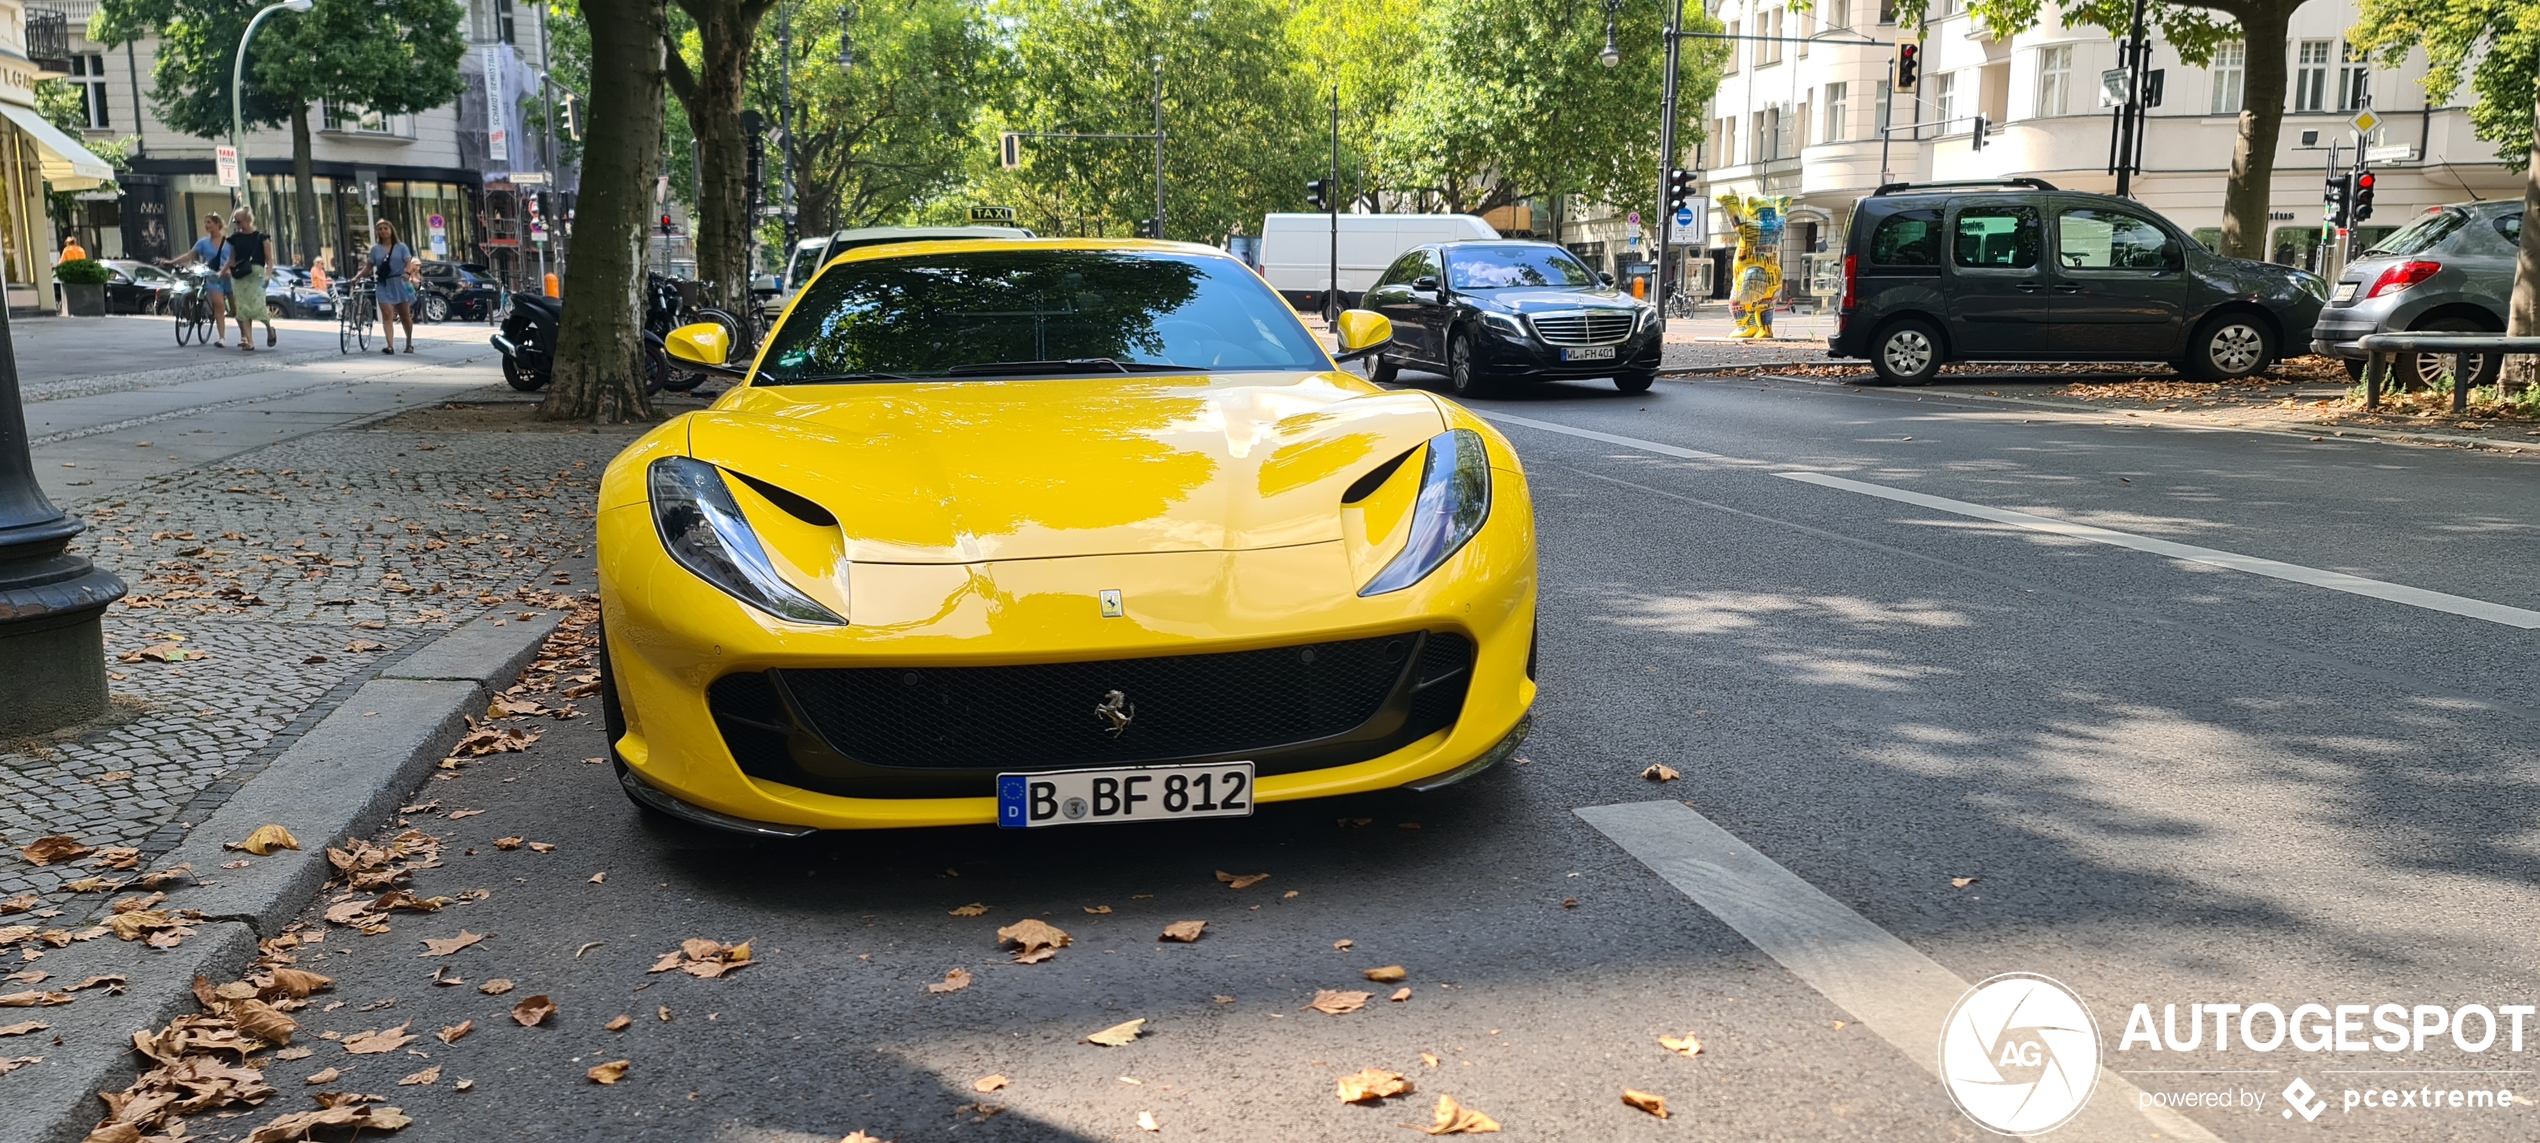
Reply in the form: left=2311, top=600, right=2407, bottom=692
left=215, top=145, right=240, bottom=188
left=484, top=45, right=510, bottom=164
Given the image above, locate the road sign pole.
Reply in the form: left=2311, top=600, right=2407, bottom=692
left=1652, top=0, right=1684, bottom=331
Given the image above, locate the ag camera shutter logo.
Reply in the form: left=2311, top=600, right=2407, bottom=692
left=1940, top=973, right=2103, bottom=1135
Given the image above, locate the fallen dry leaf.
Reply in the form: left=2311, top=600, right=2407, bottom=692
left=511, top=995, right=556, bottom=1027
left=1391, top=987, right=1413, bottom=1002
left=926, top=968, right=973, bottom=994
left=1423, top=1093, right=1502, bottom=1134
left=447, top=809, right=484, bottom=819
left=476, top=979, right=514, bottom=995
left=1082, top=1018, right=1146, bottom=1046
left=1215, top=871, right=1270, bottom=890
left=1332, top=939, right=1354, bottom=951
left=1306, top=990, right=1371, bottom=1015
left=302, top=1066, right=340, bottom=1085
left=436, top=1020, right=472, bottom=1045
left=587, top=872, right=606, bottom=884
left=1421, top=1053, right=1441, bottom=1068
left=68, top=974, right=127, bottom=993
left=1641, top=765, right=1681, bottom=782
left=996, top=919, right=1071, bottom=964
left=342, top=1021, right=415, bottom=1054
left=1622, top=1088, right=1669, bottom=1119
left=1951, top=876, right=1978, bottom=889
left=1137, top=1111, right=1159, bottom=1132
left=492, top=837, right=523, bottom=850
left=948, top=903, right=988, bottom=917
left=650, top=938, right=754, bottom=978
left=587, top=1059, right=630, bottom=1085
left=974, top=1074, right=1009, bottom=1092
left=1364, top=965, right=1407, bottom=983
left=1336, top=1067, right=1414, bottom=1103
left=1158, top=921, right=1206, bottom=943
left=525, top=841, right=555, bottom=853
left=232, top=999, right=298, bottom=1044
left=399, top=1064, right=441, bottom=1086
left=260, top=968, right=332, bottom=999
left=0, top=894, right=36, bottom=915
left=1658, top=1033, right=1701, bottom=1058
left=419, top=930, right=484, bottom=957
left=240, top=1102, right=411, bottom=1141
left=1083, top=905, right=1112, bottom=915
left=231, top=824, right=300, bottom=856
left=0, top=1055, right=43, bottom=1077
left=0, top=991, right=72, bottom=1007
left=0, top=1021, right=45, bottom=1036
left=18, top=836, right=90, bottom=866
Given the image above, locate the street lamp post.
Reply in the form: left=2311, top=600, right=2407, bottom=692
left=229, top=0, right=313, bottom=207
left=1602, top=0, right=1689, bottom=331
left=0, top=305, right=125, bottom=736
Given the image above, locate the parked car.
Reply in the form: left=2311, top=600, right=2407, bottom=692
left=100, top=260, right=177, bottom=314
left=417, top=261, right=501, bottom=322
left=2310, top=200, right=2518, bottom=389
left=1258, top=213, right=1498, bottom=314
left=763, top=226, right=1036, bottom=323
left=1831, top=178, right=2328, bottom=385
left=1360, top=239, right=1660, bottom=394
left=264, top=267, right=336, bottom=319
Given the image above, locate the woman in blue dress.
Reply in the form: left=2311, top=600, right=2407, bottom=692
left=360, top=220, right=420, bottom=354
left=165, top=214, right=230, bottom=346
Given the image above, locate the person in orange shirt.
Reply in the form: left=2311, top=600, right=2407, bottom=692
left=56, top=236, right=87, bottom=264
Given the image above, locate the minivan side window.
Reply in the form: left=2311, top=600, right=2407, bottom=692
left=2056, top=209, right=2175, bottom=270
left=1869, top=210, right=1943, bottom=265
left=1954, top=206, right=2041, bottom=269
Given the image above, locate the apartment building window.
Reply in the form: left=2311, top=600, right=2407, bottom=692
left=2293, top=39, right=2331, bottom=111
left=1716, top=117, right=1736, bottom=167
left=1875, top=79, right=1892, bottom=138
left=1933, top=70, right=1957, bottom=131
left=1753, top=110, right=1770, bottom=161
left=2036, top=45, right=2070, bottom=117
left=1825, top=82, right=1848, bottom=143
left=1794, top=100, right=1810, bottom=149
left=323, top=102, right=414, bottom=137
left=1759, top=9, right=1783, bottom=67
left=495, top=0, right=517, bottom=43
left=69, top=54, right=109, bottom=129
left=1797, top=9, right=1812, bottom=56
left=2338, top=41, right=2369, bottom=111
left=1724, top=21, right=1740, bottom=73
left=1826, top=0, right=1850, bottom=31
left=2210, top=41, right=2245, bottom=114
left=1878, top=0, right=1897, bottom=23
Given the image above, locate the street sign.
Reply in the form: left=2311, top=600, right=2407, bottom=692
left=215, top=145, right=239, bottom=189
left=428, top=214, right=448, bottom=256
left=2348, top=109, right=2382, bottom=136
left=510, top=171, right=548, bottom=186
left=1670, top=198, right=1708, bottom=245
left=2367, top=144, right=2416, bottom=163
left=1626, top=211, right=1641, bottom=227
left=2099, top=68, right=2129, bottom=108
left=1673, top=207, right=1693, bottom=228
left=969, top=206, right=1017, bottom=223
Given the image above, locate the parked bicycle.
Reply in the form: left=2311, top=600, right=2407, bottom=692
left=336, top=280, right=377, bottom=354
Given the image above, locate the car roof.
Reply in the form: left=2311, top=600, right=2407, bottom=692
left=823, top=237, right=1234, bottom=271
left=1435, top=239, right=1570, bottom=251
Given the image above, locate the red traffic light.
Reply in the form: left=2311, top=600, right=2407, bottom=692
left=2355, top=173, right=2374, bottom=190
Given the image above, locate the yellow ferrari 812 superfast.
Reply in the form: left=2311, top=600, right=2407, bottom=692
left=596, top=239, right=1536, bottom=836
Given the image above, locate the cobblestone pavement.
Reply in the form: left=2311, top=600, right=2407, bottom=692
left=0, top=397, right=645, bottom=905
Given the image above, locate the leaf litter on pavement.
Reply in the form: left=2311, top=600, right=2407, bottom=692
left=995, top=919, right=1071, bottom=964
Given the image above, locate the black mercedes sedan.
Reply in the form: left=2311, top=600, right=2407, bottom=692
left=1360, top=240, right=1661, bottom=394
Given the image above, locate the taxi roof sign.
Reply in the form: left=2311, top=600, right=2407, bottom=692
left=969, top=206, right=1017, bottom=223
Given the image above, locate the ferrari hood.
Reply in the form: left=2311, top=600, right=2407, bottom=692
left=684, top=373, right=1447, bottom=564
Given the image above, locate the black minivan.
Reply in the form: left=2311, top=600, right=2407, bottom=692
left=1831, top=179, right=2327, bottom=385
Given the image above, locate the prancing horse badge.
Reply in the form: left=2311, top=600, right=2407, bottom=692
left=1099, top=589, right=1124, bottom=618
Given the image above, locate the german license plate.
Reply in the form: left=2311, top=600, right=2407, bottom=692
left=997, top=762, right=1254, bottom=828
left=2332, top=282, right=2358, bottom=302
left=1562, top=346, right=1618, bottom=361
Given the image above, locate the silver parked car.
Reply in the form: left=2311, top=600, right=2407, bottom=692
left=2312, top=200, right=2519, bottom=387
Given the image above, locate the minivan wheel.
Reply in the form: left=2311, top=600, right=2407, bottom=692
left=2400, top=317, right=2501, bottom=392
left=1869, top=319, right=1944, bottom=385
left=1447, top=330, right=1495, bottom=397
left=2183, top=314, right=2272, bottom=382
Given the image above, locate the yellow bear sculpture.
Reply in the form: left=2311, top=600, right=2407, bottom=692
left=1718, top=192, right=1790, bottom=338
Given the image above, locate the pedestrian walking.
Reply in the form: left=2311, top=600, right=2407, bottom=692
left=166, top=214, right=230, bottom=346
left=225, top=208, right=277, bottom=351
left=362, top=220, right=419, bottom=354
left=56, top=235, right=86, bottom=264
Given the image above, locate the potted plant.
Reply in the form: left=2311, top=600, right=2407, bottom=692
left=54, top=257, right=110, bottom=316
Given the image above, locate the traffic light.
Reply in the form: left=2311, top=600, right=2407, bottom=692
left=998, top=132, right=1022, bottom=170
left=561, top=94, right=582, bottom=142
left=1971, top=115, right=1988, bottom=150
left=1305, top=178, right=1332, bottom=211
left=658, top=212, right=674, bottom=235
left=1896, top=43, right=1920, bottom=89
left=2351, top=170, right=2376, bottom=223
left=2323, top=173, right=2351, bottom=226
left=1666, top=168, right=1696, bottom=213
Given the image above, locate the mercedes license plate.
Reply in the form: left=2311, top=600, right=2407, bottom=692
left=2332, top=282, right=2358, bottom=302
left=997, top=762, right=1255, bottom=828
left=1562, top=346, right=1618, bottom=361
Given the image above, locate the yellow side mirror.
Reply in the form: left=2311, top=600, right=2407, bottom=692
left=666, top=322, right=730, bottom=367
left=1333, top=309, right=1394, bottom=362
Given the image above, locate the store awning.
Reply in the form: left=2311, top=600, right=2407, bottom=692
left=0, top=103, right=117, bottom=190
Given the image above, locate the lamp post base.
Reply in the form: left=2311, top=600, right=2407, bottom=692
left=0, top=602, right=114, bottom=738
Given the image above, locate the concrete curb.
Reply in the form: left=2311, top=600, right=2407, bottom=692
left=9, top=609, right=562, bottom=1143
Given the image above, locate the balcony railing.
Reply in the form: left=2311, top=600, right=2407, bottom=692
left=24, top=8, right=70, bottom=73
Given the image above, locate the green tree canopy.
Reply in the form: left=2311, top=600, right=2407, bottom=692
left=93, top=0, right=465, bottom=138
left=2350, top=0, right=2539, bottom=165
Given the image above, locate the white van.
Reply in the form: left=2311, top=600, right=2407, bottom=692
left=1257, top=213, right=1498, bottom=312
left=762, top=224, right=1036, bottom=321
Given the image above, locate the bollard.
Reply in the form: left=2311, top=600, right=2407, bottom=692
left=2452, top=352, right=2471, bottom=415
left=2363, top=351, right=2386, bottom=411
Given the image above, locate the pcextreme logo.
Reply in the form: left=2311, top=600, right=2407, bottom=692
left=1940, top=973, right=2103, bottom=1136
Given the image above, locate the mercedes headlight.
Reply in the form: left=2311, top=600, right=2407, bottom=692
left=1359, top=429, right=1492, bottom=596
left=1479, top=310, right=1526, bottom=336
left=1635, top=304, right=1658, bottom=331
left=649, top=456, right=845, bottom=624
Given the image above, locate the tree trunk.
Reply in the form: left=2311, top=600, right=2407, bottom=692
left=666, top=0, right=774, bottom=321
left=538, top=0, right=664, bottom=424
left=2219, top=2, right=2291, bottom=261
left=2504, top=90, right=2540, bottom=394
left=290, top=104, right=321, bottom=271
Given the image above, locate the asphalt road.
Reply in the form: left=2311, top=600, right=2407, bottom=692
left=235, top=370, right=2540, bottom=1142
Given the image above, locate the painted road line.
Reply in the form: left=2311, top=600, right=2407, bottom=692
left=1774, top=470, right=2540, bottom=630
left=1477, top=410, right=2540, bottom=631
left=1575, top=800, right=2223, bottom=1142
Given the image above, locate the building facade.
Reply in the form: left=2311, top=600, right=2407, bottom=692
left=49, top=0, right=569, bottom=286
left=0, top=0, right=113, bottom=311
left=1581, top=0, right=2517, bottom=305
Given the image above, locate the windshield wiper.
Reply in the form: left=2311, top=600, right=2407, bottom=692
left=944, top=358, right=1212, bottom=376
left=761, top=371, right=917, bottom=385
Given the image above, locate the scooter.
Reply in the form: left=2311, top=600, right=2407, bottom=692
left=492, top=278, right=695, bottom=394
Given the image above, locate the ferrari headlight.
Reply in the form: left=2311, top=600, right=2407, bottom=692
left=648, top=456, right=845, bottom=625
left=1359, top=429, right=1492, bottom=596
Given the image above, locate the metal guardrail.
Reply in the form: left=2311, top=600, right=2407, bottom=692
left=2356, top=333, right=2540, bottom=415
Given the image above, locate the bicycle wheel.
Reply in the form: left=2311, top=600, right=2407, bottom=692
left=175, top=298, right=193, bottom=346
left=338, top=304, right=352, bottom=354
left=355, top=301, right=370, bottom=351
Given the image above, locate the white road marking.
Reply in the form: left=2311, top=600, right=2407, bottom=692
left=1575, top=800, right=2224, bottom=1142
left=1478, top=410, right=2540, bottom=630
left=1775, top=471, right=2540, bottom=630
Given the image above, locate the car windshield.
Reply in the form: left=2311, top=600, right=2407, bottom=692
left=1446, top=245, right=1597, bottom=290
left=757, top=248, right=1329, bottom=382
left=129, top=265, right=174, bottom=283
left=2361, top=209, right=2467, bottom=258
